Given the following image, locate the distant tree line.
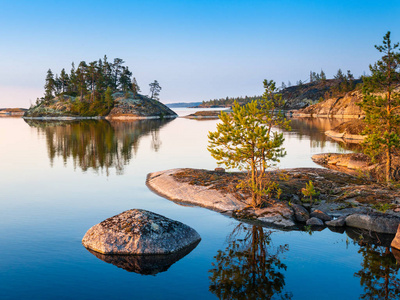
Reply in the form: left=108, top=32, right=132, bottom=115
left=200, top=69, right=361, bottom=108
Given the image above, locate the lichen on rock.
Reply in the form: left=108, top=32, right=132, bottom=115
left=82, top=209, right=201, bottom=255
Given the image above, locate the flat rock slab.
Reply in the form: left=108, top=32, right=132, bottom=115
left=82, top=209, right=201, bottom=255
left=345, top=213, right=400, bottom=234
left=147, top=169, right=296, bottom=229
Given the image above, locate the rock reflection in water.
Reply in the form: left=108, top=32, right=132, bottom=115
left=87, top=240, right=200, bottom=275
left=209, top=223, right=292, bottom=299
left=289, top=118, right=362, bottom=152
left=25, top=119, right=171, bottom=174
left=346, top=228, right=400, bottom=299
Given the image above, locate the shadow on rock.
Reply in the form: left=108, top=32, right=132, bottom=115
left=87, top=240, right=200, bottom=275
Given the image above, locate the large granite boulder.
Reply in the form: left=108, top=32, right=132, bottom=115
left=391, top=225, right=400, bottom=250
left=310, top=209, right=332, bottom=222
left=82, top=209, right=201, bottom=254
left=345, top=213, right=400, bottom=234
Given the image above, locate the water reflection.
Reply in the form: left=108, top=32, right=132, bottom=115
left=346, top=228, right=400, bottom=299
left=86, top=240, right=200, bottom=275
left=289, top=118, right=362, bottom=152
left=25, top=119, right=172, bottom=175
left=209, top=223, right=292, bottom=299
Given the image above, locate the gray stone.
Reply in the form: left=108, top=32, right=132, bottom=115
left=306, top=217, right=324, bottom=226
left=326, top=217, right=346, bottom=227
left=82, top=209, right=201, bottom=255
left=291, top=204, right=310, bottom=222
left=310, top=209, right=332, bottom=221
left=345, top=213, right=400, bottom=234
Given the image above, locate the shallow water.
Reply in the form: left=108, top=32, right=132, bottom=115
left=0, top=112, right=399, bottom=299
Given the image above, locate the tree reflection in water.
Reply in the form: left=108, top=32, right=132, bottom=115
left=355, top=243, right=400, bottom=299
left=209, top=223, right=292, bottom=299
left=25, top=119, right=171, bottom=175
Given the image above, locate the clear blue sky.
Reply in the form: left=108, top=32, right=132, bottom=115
left=0, top=0, right=399, bottom=107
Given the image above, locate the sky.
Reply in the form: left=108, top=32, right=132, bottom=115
left=0, top=0, right=399, bottom=108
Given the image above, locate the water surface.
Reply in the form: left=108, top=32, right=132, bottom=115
left=0, top=113, right=399, bottom=299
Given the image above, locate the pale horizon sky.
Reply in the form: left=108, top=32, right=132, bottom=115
left=1, top=0, right=399, bottom=108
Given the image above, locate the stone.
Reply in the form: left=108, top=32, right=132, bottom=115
left=256, top=202, right=296, bottom=228
left=345, top=213, right=400, bottom=234
left=326, top=217, right=346, bottom=227
left=391, top=224, right=400, bottom=250
left=306, top=217, right=324, bottom=226
left=310, top=209, right=332, bottom=222
left=291, top=204, right=310, bottom=222
left=214, top=167, right=225, bottom=173
left=82, top=209, right=201, bottom=255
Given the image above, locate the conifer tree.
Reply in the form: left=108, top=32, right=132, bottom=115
left=208, top=80, right=290, bottom=207
left=149, top=80, right=162, bottom=100
left=359, top=31, right=400, bottom=184
left=44, top=69, right=55, bottom=101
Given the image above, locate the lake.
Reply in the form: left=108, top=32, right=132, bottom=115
left=1, top=110, right=399, bottom=299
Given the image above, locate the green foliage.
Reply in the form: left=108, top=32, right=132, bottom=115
left=358, top=31, right=400, bottom=184
left=372, top=202, right=392, bottom=213
left=149, top=80, right=162, bottom=100
left=208, top=80, right=290, bottom=208
left=301, top=180, right=319, bottom=204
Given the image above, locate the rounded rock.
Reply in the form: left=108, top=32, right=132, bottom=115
left=82, top=209, right=201, bottom=255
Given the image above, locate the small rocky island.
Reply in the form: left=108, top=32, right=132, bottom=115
left=23, top=56, right=177, bottom=120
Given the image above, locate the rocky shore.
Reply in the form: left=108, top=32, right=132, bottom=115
left=147, top=168, right=400, bottom=234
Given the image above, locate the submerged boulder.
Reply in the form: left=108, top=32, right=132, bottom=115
left=82, top=209, right=201, bottom=255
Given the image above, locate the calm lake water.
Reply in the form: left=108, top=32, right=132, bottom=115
left=1, top=109, right=399, bottom=299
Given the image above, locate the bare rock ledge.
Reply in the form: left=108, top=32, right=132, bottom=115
left=146, top=169, right=296, bottom=229
left=82, top=209, right=201, bottom=255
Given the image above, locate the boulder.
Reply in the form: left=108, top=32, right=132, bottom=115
left=345, top=213, right=400, bottom=234
left=326, top=217, right=346, bottom=227
left=306, top=217, right=324, bottom=226
left=82, top=209, right=201, bottom=255
left=291, top=204, right=310, bottom=222
left=310, top=209, right=332, bottom=222
left=391, top=224, right=400, bottom=250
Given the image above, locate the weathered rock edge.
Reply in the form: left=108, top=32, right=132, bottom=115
left=82, top=209, right=201, bottom=255
left=146, top=168, right=400, bottom=234
left=146, top=169, right=297, bottom=229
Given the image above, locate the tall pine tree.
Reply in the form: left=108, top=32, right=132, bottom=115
left=359, top=31, right=400, bottom=184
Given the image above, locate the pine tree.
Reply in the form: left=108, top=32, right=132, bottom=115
left=149, top=80, right=162, bottom=100
left=359, top=31, right=400, bottom=184
left=132, top=77, right=140, bottom=97
left=59, top=68, right=69, bottom=93
left=44, top=69, right=55, bottom=101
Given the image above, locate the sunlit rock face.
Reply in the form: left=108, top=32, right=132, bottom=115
left=346, top=213, right=400, bottom=234
left=82, top=209, right=201, bottom=255
left=391, top=225, right=400, bottom=250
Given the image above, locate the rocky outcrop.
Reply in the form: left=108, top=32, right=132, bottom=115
left=86, top=240, right=200, bottom=275
left=293, top=90, right=364, bottom=118
left=106, top=92, right=177, bottom=119
left=24, top=92, right=177, bottom=119
left=312, top=152, right=400, bottom=181
left=0, top=108, right=27, bottom=116
left=391, top=225, right=400, bottom=250
left=82, top=209, right=201, bottom=255
left=146, top=168, right=296, bottom=229
left=345, top=213, right=400, bottom=234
